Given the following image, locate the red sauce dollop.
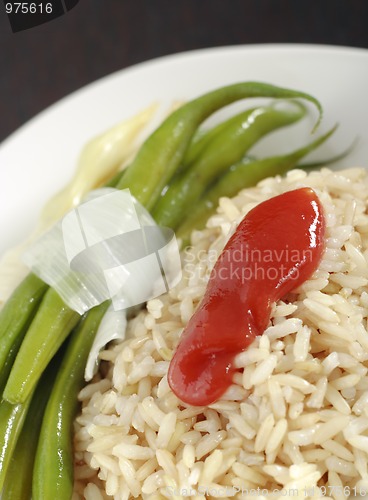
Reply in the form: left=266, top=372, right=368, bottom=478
left=168, top=188, right=325, bottom=406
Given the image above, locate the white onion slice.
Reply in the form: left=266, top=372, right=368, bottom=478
left=85, top=305, right=127, bottom=381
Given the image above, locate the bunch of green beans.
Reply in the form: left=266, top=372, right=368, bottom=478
left=176, top=124, right=339, bottom=245
left=0, top=82, right=334, bottom=499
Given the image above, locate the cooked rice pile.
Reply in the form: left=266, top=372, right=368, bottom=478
left=74, top=167, right=368, bottom=500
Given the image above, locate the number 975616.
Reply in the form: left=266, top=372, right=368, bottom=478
left=5, top=2, right=52, bottom=14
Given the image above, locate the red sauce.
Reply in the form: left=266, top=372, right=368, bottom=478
left=168, top=188, right=325, bottom=406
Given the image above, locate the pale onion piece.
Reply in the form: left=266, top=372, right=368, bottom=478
left=0, top=224, right=52, bottom=307
left=0, top=105, right=158, bottom=307
left=1, top=103, right=183, bottom=310
left=85, top=306, right=127, bottom=381
left=39, top=103, right=158, bottom=227
left=23, top=188, right=182, bottom=315
left=0, top=243, right=30, bottom=306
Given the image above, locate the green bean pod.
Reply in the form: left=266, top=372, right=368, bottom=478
left=32, top=301, right=109, bottom=500
left=3, top=288, right=80, bottom=404
left=176, top=125, right=338, bottom=245
left=0, top=274, right=48, bottom=393
left=1, top=353, right=61, bottom=500
left=182, top=107, right=256, bottom=167
left=0, top=399, right=33, bottom=491
left=152, top=101, right=306, bottom=229
left=117, top=82, right=322, bottom=210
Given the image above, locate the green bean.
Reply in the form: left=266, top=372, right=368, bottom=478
left=116, top=82, right=322, bottom=210
left=0, top=399, right=32, bottom=491
left=298, top=134, right=356, bottom=170
left=32, top=301, right=109, bottom=500
left=152, top=101, right=306, bottom=229
left=0, top=364, right=64, bottom=495
left=1, top=353, right=61, bottom=500
left=3, top=288, right=80, bottom=404
left=176, top=125, right=338, bottom=245
left=0, top=274, right=48, bottom=393
left=182, top=108, right=257, bottom=167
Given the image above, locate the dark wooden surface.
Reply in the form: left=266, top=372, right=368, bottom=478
left=1, top=0, right=368, bottom=143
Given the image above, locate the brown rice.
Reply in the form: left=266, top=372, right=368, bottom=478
left=74, top=167, right=368, bottom=499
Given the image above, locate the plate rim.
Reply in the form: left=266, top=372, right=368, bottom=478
left=1, top=42, right=368, bottom=149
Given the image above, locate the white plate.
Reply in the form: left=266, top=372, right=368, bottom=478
left=1, top=44, right=368, bottom=256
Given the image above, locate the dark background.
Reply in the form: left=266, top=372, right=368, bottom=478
left=1, top=0, right=368, bottom=144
